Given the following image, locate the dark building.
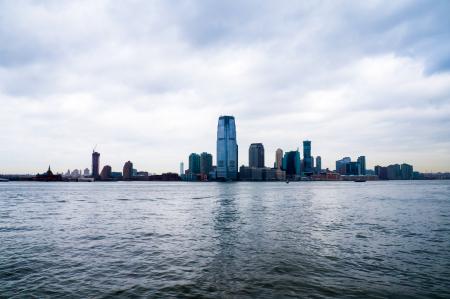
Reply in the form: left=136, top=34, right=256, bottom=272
left=200, top=152, right=213, bottom=175
left=401, top=163, right=413, bottom=180
left=249, top=143, right=265, bottom=168
left=315, top=156, right=322, bottom=174
left=302, top=140, right=313, bottom=175
left=375, top=165, right=388, bottom=180
left=336, top=157, right=351, bottom=175
left=123, top=161, right=133, bottom=180
left=282, top=151, right=301, bottom=179
left=100, top=165, right=112, bottom=180
left=189, top=153, right=201, bottom=175
left=387, top=164, right=401, bottom=180
left=357, top=156, right=366, bottom=175
left=33, top=166, right=63, bottom=181
left=345, top=162, right=361, bottom=175
left=92, top=151, right=100, bottom=179
left=149, top=173, right=181, bottom=181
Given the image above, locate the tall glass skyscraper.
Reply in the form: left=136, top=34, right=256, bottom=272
left=92, top=151, right=100, bottom=179
left=216, top=116, right=238, bottom=180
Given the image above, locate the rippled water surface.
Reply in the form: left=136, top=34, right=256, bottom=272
left=1, top=181, right=450, bottom=298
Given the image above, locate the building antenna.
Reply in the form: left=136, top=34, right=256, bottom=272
left=93, top=144, right=97, bottom=153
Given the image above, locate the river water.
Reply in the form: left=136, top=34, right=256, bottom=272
left=1, top=181, right=449, bottom=298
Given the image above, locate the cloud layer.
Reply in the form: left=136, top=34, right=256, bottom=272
left=1, top=0, right=449, bottom=174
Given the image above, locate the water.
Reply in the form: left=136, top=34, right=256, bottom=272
left=1, top=181, right=449, bottom=298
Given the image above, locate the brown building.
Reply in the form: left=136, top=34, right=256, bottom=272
left=100, top=165, right=112, bottom=180
left=123, top=161, right=133, bottom=180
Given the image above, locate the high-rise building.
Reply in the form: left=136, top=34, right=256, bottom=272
left=275, top=148, right=283, bottom=169
left=357, top=156, right=366, bottom=175
left=336, top=157, right=351, bottom=174
left=315, top=156, right=322, bottom=174
left=123, top=161, right=133, bottom=180
left=249, top=143, right=265, bottom=168
left=179, top=162, right=184, bottom=176
left=216, top=116, right=238, bottom=180
left=345, top=162, right=360, bottom=175
left=401, top=163, right=413, bottom=180
left=92, top=151, right=100, bottom=179
left=282, top=150, right=301, bottom=179
left=200, top=152, right=213, bottom=175
left=387, top=164, right=401, bottom=180
left=189, top=153, right=201, bottom=175
left=83, top=168, right=90, bottom=176
left=302, top=140, right=313, bottom=175
left=100, top=165, right=112, bottom=180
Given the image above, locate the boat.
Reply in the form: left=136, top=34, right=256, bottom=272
left=77, top=177, right=95, bottom=182
left=0, top=178, right=9, bottom=182
left=353, top=178, right=366, bottom=182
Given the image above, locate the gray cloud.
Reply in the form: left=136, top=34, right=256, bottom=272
left=0, top=0, right=449, bottom=174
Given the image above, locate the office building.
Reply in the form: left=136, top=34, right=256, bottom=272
left=100, top=165, right=112, bottom=180
left=302, top=140, right=313, bottom=175
left=179, top=162, right=184, bottom=176
left=315, top=156, right=322, bottom=174
left=401, top=163, right=413, bottom=180
left=216, top=116, right=238, bottom=180
left=357, top=156, right=366, bottom=175
left=249, top=143, right=265, bottom=168
left=275, top=148, right=283, bottom=169
left=345, top=162, right=360, bottom=175
left=92, top=151, right=100, bottom=179
left=200, top=152, right=213, bottom=175
left=336, top=157, right=351, bottom=175
left=123, top=161, right=133, bottom=180
left=374, top=165, right=388, bottom=180
left=387, top=164, right=401, bottom=180
left=83, top=168, right=90, bottom=176
left=189, top=153, right=201, bottom=175
left=282, top=150, right=301, bottom=179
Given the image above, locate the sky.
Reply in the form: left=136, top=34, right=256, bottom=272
left=1, top=0, right=450, bottom=174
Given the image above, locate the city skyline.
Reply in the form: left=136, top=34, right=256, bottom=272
left=1, top=1, right=450, bottom=174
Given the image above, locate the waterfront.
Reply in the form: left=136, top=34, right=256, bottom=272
left=1, top=181, right=449, bottom=298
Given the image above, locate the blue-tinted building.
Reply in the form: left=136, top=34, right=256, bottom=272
left=216, top=116, right=238, bottom=180
left=282, top=150, right=301, bottom=179
left=302, top=140, right=313, bottom=175
left=189, top=153, right=201, bottom=175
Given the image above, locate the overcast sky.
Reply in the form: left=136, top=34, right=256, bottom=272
left=1, top=0, right=450, bottom=174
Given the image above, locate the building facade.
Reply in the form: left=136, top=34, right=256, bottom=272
left=315, top=156, right=322, bottom=174
left=100, top=165, right=112, bottom=180
left=401, top=163, right=413, bottom=180
left=302, top=140, right=313, bottom=175
left=123, top=161, right=133, bottom=180
left=189, top=153, right=201, bottom=175
left=216, top=116, right=238, bottom=180
left=282, top=150, right=301, bottom=179
left=92, top=151, right=100, bottom=179
left=200, top=152, right=213, bottom=175
left=275, top=148, right=283, bottom=169
left=357, top=156, right=366, bottom=175
left=249, top=143, right=265, bottom=168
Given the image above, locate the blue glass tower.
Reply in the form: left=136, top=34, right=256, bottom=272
left=216, top=116, right=238, bottom=180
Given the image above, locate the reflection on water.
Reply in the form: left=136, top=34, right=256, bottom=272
left=0, top=181, right=449, bottom=298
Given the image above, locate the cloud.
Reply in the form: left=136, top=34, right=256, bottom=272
left=0, top=0, right=449, bottom=174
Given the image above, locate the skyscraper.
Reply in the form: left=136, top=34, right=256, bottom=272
left=179, top=162, right=184, bottom=176
left=302, top=140, right=313, bottom=175
left=275, top=148, right=283, bottom=169
left=92, top=151, right=100, bottom=179
left=336, top=157, right=351, bottom=174
left=216, top=116, right=238, bottom=180
left=315, top=156, right=322, bottom=174
left=189, top=153, right=201, bottom=175
left=200, top=152, right=213, bottom=175
left=400, top=163, right=413, bottom=180
left=282, top=150, right=301, bottom=179
left=123, top=161, right=133, bottom=180
left=357, top=156, right=366, bottom=175
left=249, top=143, right=265, bottom=168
